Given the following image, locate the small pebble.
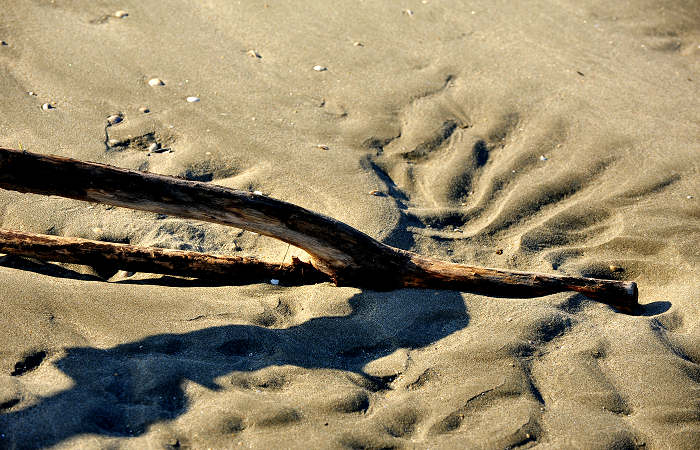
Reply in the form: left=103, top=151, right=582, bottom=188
left=353, top=41, right=363, bottom=47
left=253, top=190, right=263, bottom=195
left=313, top=65, right=327, bottom=72
left=147, top=142, right=160, bottom=152
left=148, top=78, right=165, bottom=87
left=403, top=9, right=414, bottom=16
left=113, top=10, right=128, bottom=18
left=27, top=91, right=36, bottom=96
left=496, top=249, right=503, bottom=255
left=270, top=279, right=279, bottom=285
left=0, top=40, right=8, bottom=46
left=687, top=195, right=694, bottom=199
left=369, top=190, right=385, bottom=197
left=107, top=114, right=123, bottom=125
left=247, top=50, right=261, bottom=58
left=316, top=144, right=329, bottom=150
left=609, top=265, right=624, bottom=273
left=107, top=139, right=119, bottom=146
left=139, top=106, right=150, bottom=114
left=41, top=103, right=54, bottom=110
left=186, top=96, right=200, bottom=103
left=539, top=155, right=548, bottom=161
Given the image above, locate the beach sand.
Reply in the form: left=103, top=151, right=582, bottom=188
left=0, top=0, right=698, bottom=448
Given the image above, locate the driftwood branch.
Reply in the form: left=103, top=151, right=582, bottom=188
left=0, top=229, right=328, bottom=285
left=0, top=148, right=638, bottom=312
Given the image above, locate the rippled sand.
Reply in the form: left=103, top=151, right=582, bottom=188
left=0, top=1, right=698, bottom=448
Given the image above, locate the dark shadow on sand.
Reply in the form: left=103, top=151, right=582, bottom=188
left=0, top=282, right=469, bottom=448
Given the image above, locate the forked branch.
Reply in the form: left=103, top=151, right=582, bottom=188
left=0, top=148, right=638, bottom=312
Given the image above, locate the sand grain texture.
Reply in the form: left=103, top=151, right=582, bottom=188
left=0, top=0, right=698, bottom=448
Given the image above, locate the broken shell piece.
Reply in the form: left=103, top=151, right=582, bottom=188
left=41, top=103, right=54, bottom=110
left=353, top=41, right=363, bottom=47
left=316, top=144, right=329, bottom=150
left=253, top=190, right=263, bottom=195
left=148, top=78, right=165, bottom=86
left=313, top=65, right=327, bottom=72
left=539, top=155, right=548, bottom=161
left=247, top=50, right=261, bottom=58
left=107, top=114, right=123, bottom=125
left=113, top=10, right=128, bottom=18
left=186, top=96, right=200, bottom=103
left=147, top=142, right=160, bottom=152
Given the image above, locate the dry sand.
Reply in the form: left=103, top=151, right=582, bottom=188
left=0, top=0, right=699, bottom=448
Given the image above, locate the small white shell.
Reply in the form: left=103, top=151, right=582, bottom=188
left=316, top=144, right=329, bottom=150
left=186, top=96, right=200, bottom=103
left=253, top=190, right=263, bottom=195
left=41, top=103, right=54, bottom=110
left=313, top=65, right=327, bottom=72
left=539, top=155, right=548, bottom=161
left=113, top=10, right=128, bottom=18
left=148, top=78, right=165, bottom=86
left=247, top=50, right=261, bottom=58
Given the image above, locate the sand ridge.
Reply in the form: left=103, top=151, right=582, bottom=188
left=0, top=0, right=699, bottom=448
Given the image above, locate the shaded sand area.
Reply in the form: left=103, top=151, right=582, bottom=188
left=0, top=0, right=698, bottom=448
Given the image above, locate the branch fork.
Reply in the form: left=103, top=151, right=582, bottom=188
left=0, top=148, right=638, bottom=313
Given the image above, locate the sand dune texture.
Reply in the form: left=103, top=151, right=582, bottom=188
left=0, top=1, right=698, bottom=448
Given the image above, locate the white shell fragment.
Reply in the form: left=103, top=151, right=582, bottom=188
left=539, top=155, right=548, bottom=161
left=253, top=190, right=263, bottom=195
left=107, top=114, right=123, bottom=125
left=148, top=78, right=165, bottom=86
left=147, top=142, right=160, bottom=152
left=41, top=103, right=54, bottom=110
left=316, top=144, right=329, bottom=150
left=113, top=10, right=128, bottom=18
left=247, top=50, right=261, bottom=58
left=186, top=96, right=200, bottom=103
left=313, top=65, right=327, bottom=72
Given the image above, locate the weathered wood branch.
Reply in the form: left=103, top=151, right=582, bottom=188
left=0, top=148, right=638, bottom=312
left=0, top=229, right=328, bottom=285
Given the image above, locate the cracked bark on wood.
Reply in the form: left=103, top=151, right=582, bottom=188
left=0, top=148, right=639, bottom=312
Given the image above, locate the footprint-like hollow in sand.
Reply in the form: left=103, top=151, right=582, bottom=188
left=10, top=350, right=47, bottom=376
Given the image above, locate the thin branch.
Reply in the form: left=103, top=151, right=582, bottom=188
left=0, top=229, right=328, bottom=285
